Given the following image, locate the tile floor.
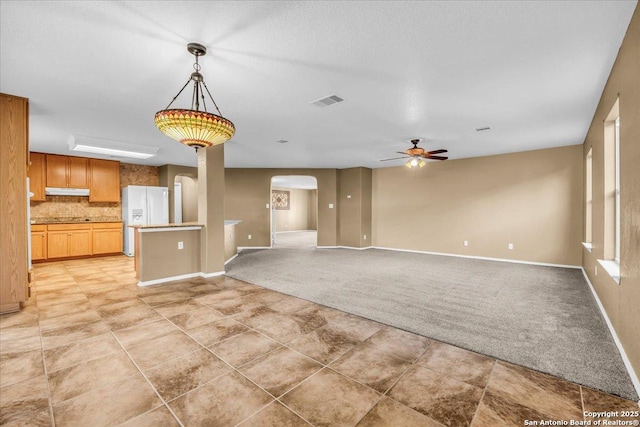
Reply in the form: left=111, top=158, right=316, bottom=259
left=1, top=255, right=637, bottom=426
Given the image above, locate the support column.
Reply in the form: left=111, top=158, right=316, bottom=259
left=197, top=144, right=225, bottom=275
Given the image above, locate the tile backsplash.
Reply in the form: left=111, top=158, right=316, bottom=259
left=30, top=162, right=159, bottom=220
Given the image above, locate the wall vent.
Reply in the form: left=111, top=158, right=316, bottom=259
left=475, top=126, right=491, bottom=132
left=311, top=94, right=344, bottom=107
left=276, top=140, right=289, bottom=144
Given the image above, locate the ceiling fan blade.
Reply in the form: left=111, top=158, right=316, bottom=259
left=426, top=149, right=448, bottom=155
left=379, top=156, right=409, bottom=162
left=395, top=151, right=409, bottom=155
left=424, top=155, right=448, bottom=161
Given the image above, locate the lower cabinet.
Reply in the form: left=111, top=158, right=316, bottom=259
left=47, top=224, right=92, bottom=259
left=31, top=225, right=47, bottom=261
left=34, top=222, right=122, bottom=261
left=92, top=223, right=123, bottom=255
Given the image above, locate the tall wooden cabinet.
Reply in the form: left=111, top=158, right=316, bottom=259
left=0, top=93, right=29, bottom=314
left=28, top=152, right=46, bottom=201
left=89, top=159, right=121, bottom=202
left=46, top=154, right=88, bottom=188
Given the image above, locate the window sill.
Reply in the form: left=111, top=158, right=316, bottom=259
left=582, top=242, right=593, bottom=252
left=597, top=259, right=620, bottom=284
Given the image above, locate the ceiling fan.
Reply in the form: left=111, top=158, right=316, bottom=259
left=380, top=139, right=448, bottom=168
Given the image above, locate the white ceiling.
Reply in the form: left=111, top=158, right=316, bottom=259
left=272, top=175, right=318, bottom=190
left=1, top=1, right=636, bottom=169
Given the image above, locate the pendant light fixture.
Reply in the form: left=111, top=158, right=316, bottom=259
left=154, top=43, right=235, bottom=152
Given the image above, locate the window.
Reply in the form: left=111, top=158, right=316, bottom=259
left=584, top=148, right=592, bottom=249
left=599, top=99, right=620, bottom=283
left=614, top=116, right=620, bottom=263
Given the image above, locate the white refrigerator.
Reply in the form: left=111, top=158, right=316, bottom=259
left=122, top=185, right=169, bottom=256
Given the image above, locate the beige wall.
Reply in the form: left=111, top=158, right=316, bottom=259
left=176, top=175, right=198, bottom=223
left=338, top=167, right=373, bottom=248
left=273, top=186, right=316, bottom=232
left=158, top=164, right=197, bottom=223
left=137, top=229, right=201, bottom=282
left=582, top=5, right=640, bottom=382
left=309, top=189, right=318, bottom=230
left=225, top=169, right=338, bottom=247
left=372, top=145, right=583, bottom=266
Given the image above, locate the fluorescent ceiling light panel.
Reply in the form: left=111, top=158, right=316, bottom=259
left=68, top=135, right=158, bottom=159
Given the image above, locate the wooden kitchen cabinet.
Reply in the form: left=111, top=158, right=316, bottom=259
left=46, top=224, right=92, bottom=259
left=30, top=225, right=47, bottom=261
left=0, top=93, right=29, bottom=313
left=46, top=154, right=88, bottom=188
left=28, top=152, right=46, bottom=201
left=92, top=223, right=123, bottom=254
left=89, top=159, right=120, bottom=202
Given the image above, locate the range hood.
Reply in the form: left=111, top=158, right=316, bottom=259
left=45, top=187, right=90, bottom=196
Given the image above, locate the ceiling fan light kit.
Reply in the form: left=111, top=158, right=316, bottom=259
left=154, top=43, right=235, bottom=152
left=380, top=138, right=448, bottom=169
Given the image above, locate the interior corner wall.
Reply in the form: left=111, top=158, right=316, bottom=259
left=158, top=164, right=198, bottom=223
left=273, top=186, right=315, bottom=232
left=225, top=169, right=338, bottom=247
left=337, top=167, right=372, bottom=248
left=582, top=3, right=640, bottom=383
left=372, top=145, right=583, bottom=266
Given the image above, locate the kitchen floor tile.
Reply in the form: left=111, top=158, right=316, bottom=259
left=0, top=375, right=50, bottom=425
left=357, top=396, right=444, bottom=427
left=126, top=330, right=202, bottom=370
left=417, top=341, right=495, bottom=388
left=238, top=401, right=310, bottom=426
left=208, top=330, right=281, bottom=367
left=185, top=317, right=248, bottom=346
left=43, top=332, right=121, bottom=373
left=0, top=349, right=45, bottom=388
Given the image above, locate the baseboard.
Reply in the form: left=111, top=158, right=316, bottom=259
left=275, top=230, right=316, bottom=234
left=372, top=246, right=581, bottom=269
left=316, top=246, right=340, bottom=249
left=337, top=245, right=374, bottom=251
left=238, top=246, right=271, bottom=251
left=581, top=268, right=640, bottom=404
left=138, top=270, right=225, bottom=286
left=224, top=254, right=239, bottom=265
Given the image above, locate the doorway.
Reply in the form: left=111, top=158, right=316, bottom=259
left=270, top=176, right=318, bottom=249
left=173, top=175, right=198, bottom=224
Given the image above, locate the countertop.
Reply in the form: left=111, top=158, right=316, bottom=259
left=31, top=217, right=122, bottom=224
left=129, top=220, right=241, bottom=229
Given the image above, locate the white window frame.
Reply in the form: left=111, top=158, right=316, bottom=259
left=614, top=116, right=620, bottom=264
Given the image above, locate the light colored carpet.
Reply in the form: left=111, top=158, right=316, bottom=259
left=226, top=238, right=637, bottom=400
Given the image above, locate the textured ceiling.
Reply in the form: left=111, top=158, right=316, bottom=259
left=0, top=1, right=636, bottom=169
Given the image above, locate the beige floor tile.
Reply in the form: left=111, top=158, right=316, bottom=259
left=486, top=361, right=582, bottom=421
left=145, top=349, right=231, bottom=401
left=153, top=299, right=205, bottom=317
left=43, top=332, right=121, bottom=373
left=0, top=349, right=45, bottom=388
left=281, top=368, right=380, bottom=427
left=417, top=341, right=495, bottom=388
left=126, top=330, right=202, bottom=370
left=0, top=327, right=42, bottom=354
left=267, top=295, right=315, bottom=314
left=38, top=309, right=103, bottom=333
left=139, top=290, right=192, bottom=307
left=53, top=375, right=162, bottom=427
left=323, top=311, right=383, bottom=342
left=169, top=371, right=272, bottom=426
left=99, top=302, right=163, bottom=330
left=581, top=386, right=640, bottom=423
left=0, top=310, right=39, bottom=329
left=208, top=330, right=282, bottom=367
left=357, top=396, right=444, bottom=427
left=365, top=326, right=432, bottom=362
left=330, top=342, right=413, bottom=393
left=186, top=317, right=248, bottom=346
left=0, top=375, right=50, bottom=425
left=470, top=390, right=550, bottom=427
left=240, top=346, right=322, bottom=397
left=118, top=406, right=180, bottom=427
left=114, top=318, right=179, bottom=348
left=238, top=401, right=310, bottom=426
left=287, top=326, right=361, bottom=364
left=41, top=320, right=111, bottom=350
left=388, top=364, right=483, bottom=427
left=168, top=305, right=224, bottom=330
left=48, top=350, right=140, bottom=404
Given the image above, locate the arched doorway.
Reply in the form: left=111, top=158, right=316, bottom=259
left=270, top=176, right=318, bottom=248
left=173, top=174, right=198, bottom=224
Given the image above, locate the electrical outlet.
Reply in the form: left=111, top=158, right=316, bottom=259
left=329, top=203, right=334, bottom=209
left=266, top=204, right=270, bottom=209
left=248, top=234, right=252, bottom=240
left=178, top=241, right=184, bottom=250
left=508, top=243, right=514, bottom=250
left=595, top=265, right=598, bottom=276
left=464, top=240, right=468, bottom=246
left=347, top=195, right=352, bottom=199
left=364, top=235, right=367, bottom=240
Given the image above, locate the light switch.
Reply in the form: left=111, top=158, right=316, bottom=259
left=347, top=195, right=352, bottom=199
left=329, top=203, right=334, bottom=209
left=178, top=241, right=184, bottom=250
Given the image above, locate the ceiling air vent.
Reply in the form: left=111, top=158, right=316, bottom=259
left=276, top=140, right=289, bottom=144
left=311, top=94, right=344, bottom=107
left=475, top=126, right=491, bottom=132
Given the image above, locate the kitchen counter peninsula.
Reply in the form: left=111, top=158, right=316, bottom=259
left=131, top=220, right=241, bottom=285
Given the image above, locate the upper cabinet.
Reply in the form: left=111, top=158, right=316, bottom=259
left=89, top=159, right=120, bottom=202
left=28, top=152, right=46, bottom=201
left=46, top=154, right=88, bottom=188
